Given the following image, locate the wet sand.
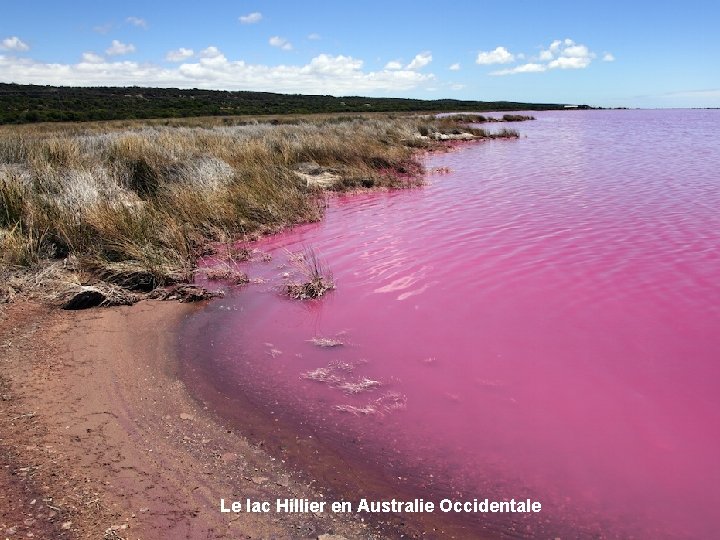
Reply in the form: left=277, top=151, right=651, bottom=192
left=0, top=300, right=391, bottom=539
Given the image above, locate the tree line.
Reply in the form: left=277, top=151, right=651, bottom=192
left=0, top=83, right=579, bottom=125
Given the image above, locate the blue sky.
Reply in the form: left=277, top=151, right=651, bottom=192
left=1, top=1, right=719, bottom=107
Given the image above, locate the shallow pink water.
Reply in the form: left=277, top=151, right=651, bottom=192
left=183, top=110, right=720, bottom=538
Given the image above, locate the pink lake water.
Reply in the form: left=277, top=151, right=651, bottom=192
left=180, top=110, right=720, bottom=538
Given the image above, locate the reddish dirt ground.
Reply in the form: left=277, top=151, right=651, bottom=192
left=0, top=301, right=380, bottom=539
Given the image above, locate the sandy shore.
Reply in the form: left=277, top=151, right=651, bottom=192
left=0, top=300, right=385, bottom=539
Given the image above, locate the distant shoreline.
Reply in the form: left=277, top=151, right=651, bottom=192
left=0, top=82, right=577, bottom=125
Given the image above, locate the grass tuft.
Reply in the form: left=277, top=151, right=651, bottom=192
left=204, top=265, right=250, bottom=285
left=284, top=247, right=334, bottom=300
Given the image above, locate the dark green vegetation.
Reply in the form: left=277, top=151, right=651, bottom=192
left=0, top=83, right=575, bottom=125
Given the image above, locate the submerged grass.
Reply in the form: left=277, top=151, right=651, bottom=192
left=0, top=114, right=525, bottom=305
left=309, top=337, right=344, bottom=348
left=285, top=247, right=335, bottom=300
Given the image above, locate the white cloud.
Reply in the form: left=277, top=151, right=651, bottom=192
left=126, top=16, right=147, bottom=29
left=563, top=44, right=591, bottom=58
left=385, top=60, right=403, bottom=70
left=491, top=63, right=547, bottom=76
left=602, top=52, right=615, bottom=62
left=1, top=36, right=30, bottom=52
left=269, top=36, right=292, bottom=51
left=197, top=46, right=227, bottom=66
left=0, top=51, right=434, bottom=95
left=547, top=56, right=592, bottom=69
left=199, top=46, right=222, bottom=58
left=449, top=63, right=460, bottom=71
left=476, top=46, right=514, bottom=65
left=307, top=33, right=321, bottom=40
left=303, top=54, right=363, bottom=75
left=516, top=63, right=547, bottom=73
left=239, top=12, right=262, bottom=24
left=106, top=40, right=135, bottom=56
left=538, top=49, right=553, bottom=61
left=450, top=83, right=465, bottom=90
left=166, top=48, right=194, bottom=62
left=407, top=51, right=432, bottom=70
left=81, top=52, right=104, bottom=64
left=490, top=38, right=598, bottom=75
left=539, top=39, right=565, bottom=60
left=550, top=40, right=563, bottom=53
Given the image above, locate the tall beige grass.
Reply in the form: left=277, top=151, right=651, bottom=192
left=0, top=114, right=518, bottom=301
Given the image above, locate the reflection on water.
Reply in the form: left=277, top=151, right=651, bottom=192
left=182, top=110, right=720, bottom=538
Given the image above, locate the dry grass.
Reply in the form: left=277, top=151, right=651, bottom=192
left=301, top=362, right=381, bottom=395
left=309, top=337, right=344, bottom=347
left=0, top=114, right=524, bottom=306
left=284, top=247, right=334, bottom=300
left=338, top=378, right=381, bottom=394
left=204, top=264, right=250, bottom=285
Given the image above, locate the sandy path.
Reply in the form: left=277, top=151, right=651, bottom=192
left=0, top=301, right=375, bottom=539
